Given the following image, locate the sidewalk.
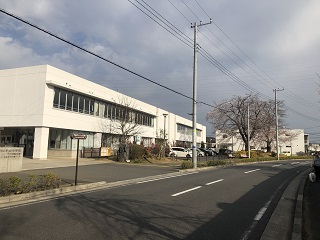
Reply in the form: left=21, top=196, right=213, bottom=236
left=22, top=157, right=113, bottom=170
left=302, top=177, right=320, bottom=240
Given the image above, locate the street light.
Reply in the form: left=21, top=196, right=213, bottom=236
left=163, top=113, right=168, bottom=158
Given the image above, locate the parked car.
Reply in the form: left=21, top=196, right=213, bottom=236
left=199, top=148, right=210, bottom=156
left=169, top=147, right=192, bottom=158
left=185, top=148, right=205, bottom=157
left=218, top=149, right=235, bottom=158
left=199, top=148, right=218, bottom=156
left=281, top=151, right=291, bottom=156
left=197, top=149, right=205, bottom=157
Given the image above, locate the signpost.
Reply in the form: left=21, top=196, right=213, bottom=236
left=70, top=133, right=87, bottom=186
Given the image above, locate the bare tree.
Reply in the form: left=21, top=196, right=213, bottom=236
left=206, top=94, right=286, bottom=151
left=100, top=96, right=143, bottom=161
left=110, top=96, right=143, bottom=144
left=253, top=99, right=286, bottom=152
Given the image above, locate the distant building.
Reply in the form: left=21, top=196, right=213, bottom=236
left=0, top=65, right=206, bottom=159
left=215, top=129, right=306, bottom=155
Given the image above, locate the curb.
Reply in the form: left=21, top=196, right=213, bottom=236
left=291, top=172, right=308, bottom=240
left=0, top=181, right=107, bottom=207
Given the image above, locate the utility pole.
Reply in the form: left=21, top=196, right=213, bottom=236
left=274, top=88, right=284, bottom=160
left=191, top=19, right=212, bottom=169
left=163, top=113, right=168, bottom=158
left=247, top=103, right=250, bottom=158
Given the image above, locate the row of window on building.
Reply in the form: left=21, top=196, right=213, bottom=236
left=53, top=87, right=154, bottom=127
left=177, top=123, right=201, bottom=137
left=49, top=128, right=154, bottom=150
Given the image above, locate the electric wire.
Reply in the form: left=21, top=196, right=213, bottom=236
left=0, top=7, right=199, bottom=105
left=127, top=0, right=193, bottom=48
left=193, top=0, right=320, bottom=111
left=131, top=0, right=273, bottom=102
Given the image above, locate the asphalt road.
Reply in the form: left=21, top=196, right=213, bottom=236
left=0, top=160, right=309, bottom=240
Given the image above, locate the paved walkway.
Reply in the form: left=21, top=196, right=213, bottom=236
left=302, top=177, right=320, bottom=240
left=22, top=157, right=113, bottom=170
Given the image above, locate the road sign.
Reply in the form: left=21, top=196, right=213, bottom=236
left=70, top=133, right=87, bottom=139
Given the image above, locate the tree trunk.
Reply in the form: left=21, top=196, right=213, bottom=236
left=266, top=140, right=272, bottom=152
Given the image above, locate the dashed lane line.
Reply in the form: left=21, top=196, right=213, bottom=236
left=205, top=179, right=224, bottom=185
left=272, top=164, right=282, bottom=167
left=171, top=186, right=202, bottom=197
left=244, top=169, right=261, bottom=174
left=172, top=179, right=224, bottom=197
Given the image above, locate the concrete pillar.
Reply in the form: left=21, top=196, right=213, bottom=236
left=94, top=133, right=102, bottom=148
left=33, top=127, right=49, bottom=160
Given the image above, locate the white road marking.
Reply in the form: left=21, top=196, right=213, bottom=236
left=205, top=179, right=224, bottom=185
left=136, top=172, right=198, bottom=184
left=171, top=186, right=202, bottom=197
left=272, top=164, right=282, bottom=167
left=254, top=200, right=271, bottom=221
left=244, top=169, right=261, bottom=174
left=240, top=181, right=287, bottom=240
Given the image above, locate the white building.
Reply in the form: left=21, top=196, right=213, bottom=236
left=0, top=65, right=206, bottom=159
left=216, top=129, right=306, bottom=155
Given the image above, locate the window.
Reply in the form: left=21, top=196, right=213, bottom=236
left=53, top=88, right=59, bottom=108
left=94, top=101, right=99, bottom=116
left=89, top=98, right=94, bottom=115
left=84, top=98, right=90, bottom=114
left=99, top=102, right=105, bottom=118
left=59, top=90, right=67, bottom=109
left=52, top=87, right=155, bottom=127
left=73, top=94, right=79, bottom=112
left=79, top=96, right=84, bottom=113
left=66, top=91, right=72, bottom=110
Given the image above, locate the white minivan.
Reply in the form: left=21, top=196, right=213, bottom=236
left=169, top=147, right=192, bottom=158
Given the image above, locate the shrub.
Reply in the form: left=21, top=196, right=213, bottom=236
left=9, top=176, right=22, bottom=194
left=39, top=172, right=61, bottom=190
left=129, top=144, right=145, bottom=160
left=181, top=161, right=193, bottom=169
left=0, top=172, right=61, bottom=196
left=145, top=147, right=152, bottom=158
left=207, top=160, right=229, bottom=166
left=0, top=178, right=10, bottom=196
left=250, top=150, right=258, bottom=158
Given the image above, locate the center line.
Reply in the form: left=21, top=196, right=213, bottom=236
left=272, top=164, right=282, bottom=167
left=244, top=169, right=261, bottom=174
left=171, top=186, right=202, bottom=197
left=205, top=179, right=224, bottom=185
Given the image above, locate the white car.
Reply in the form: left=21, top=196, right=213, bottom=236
left=186, top=148, right=205, bottom=157
left=169, top=147, right=192, bottom=158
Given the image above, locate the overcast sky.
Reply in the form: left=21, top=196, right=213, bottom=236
left=1, top=1, right=320, bottom=140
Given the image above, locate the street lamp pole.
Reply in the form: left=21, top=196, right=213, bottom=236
left=163, top=113, right=168, bottom=158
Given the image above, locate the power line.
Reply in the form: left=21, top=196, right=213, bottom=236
left=0, top=7, right=204, bottom=105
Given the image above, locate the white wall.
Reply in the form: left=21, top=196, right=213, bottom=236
left=0, top=65, right=207, bottom=158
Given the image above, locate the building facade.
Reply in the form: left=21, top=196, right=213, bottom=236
left=0, top=65, right=206, bottom=159
left=216, top=129, right=306, bottom=155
